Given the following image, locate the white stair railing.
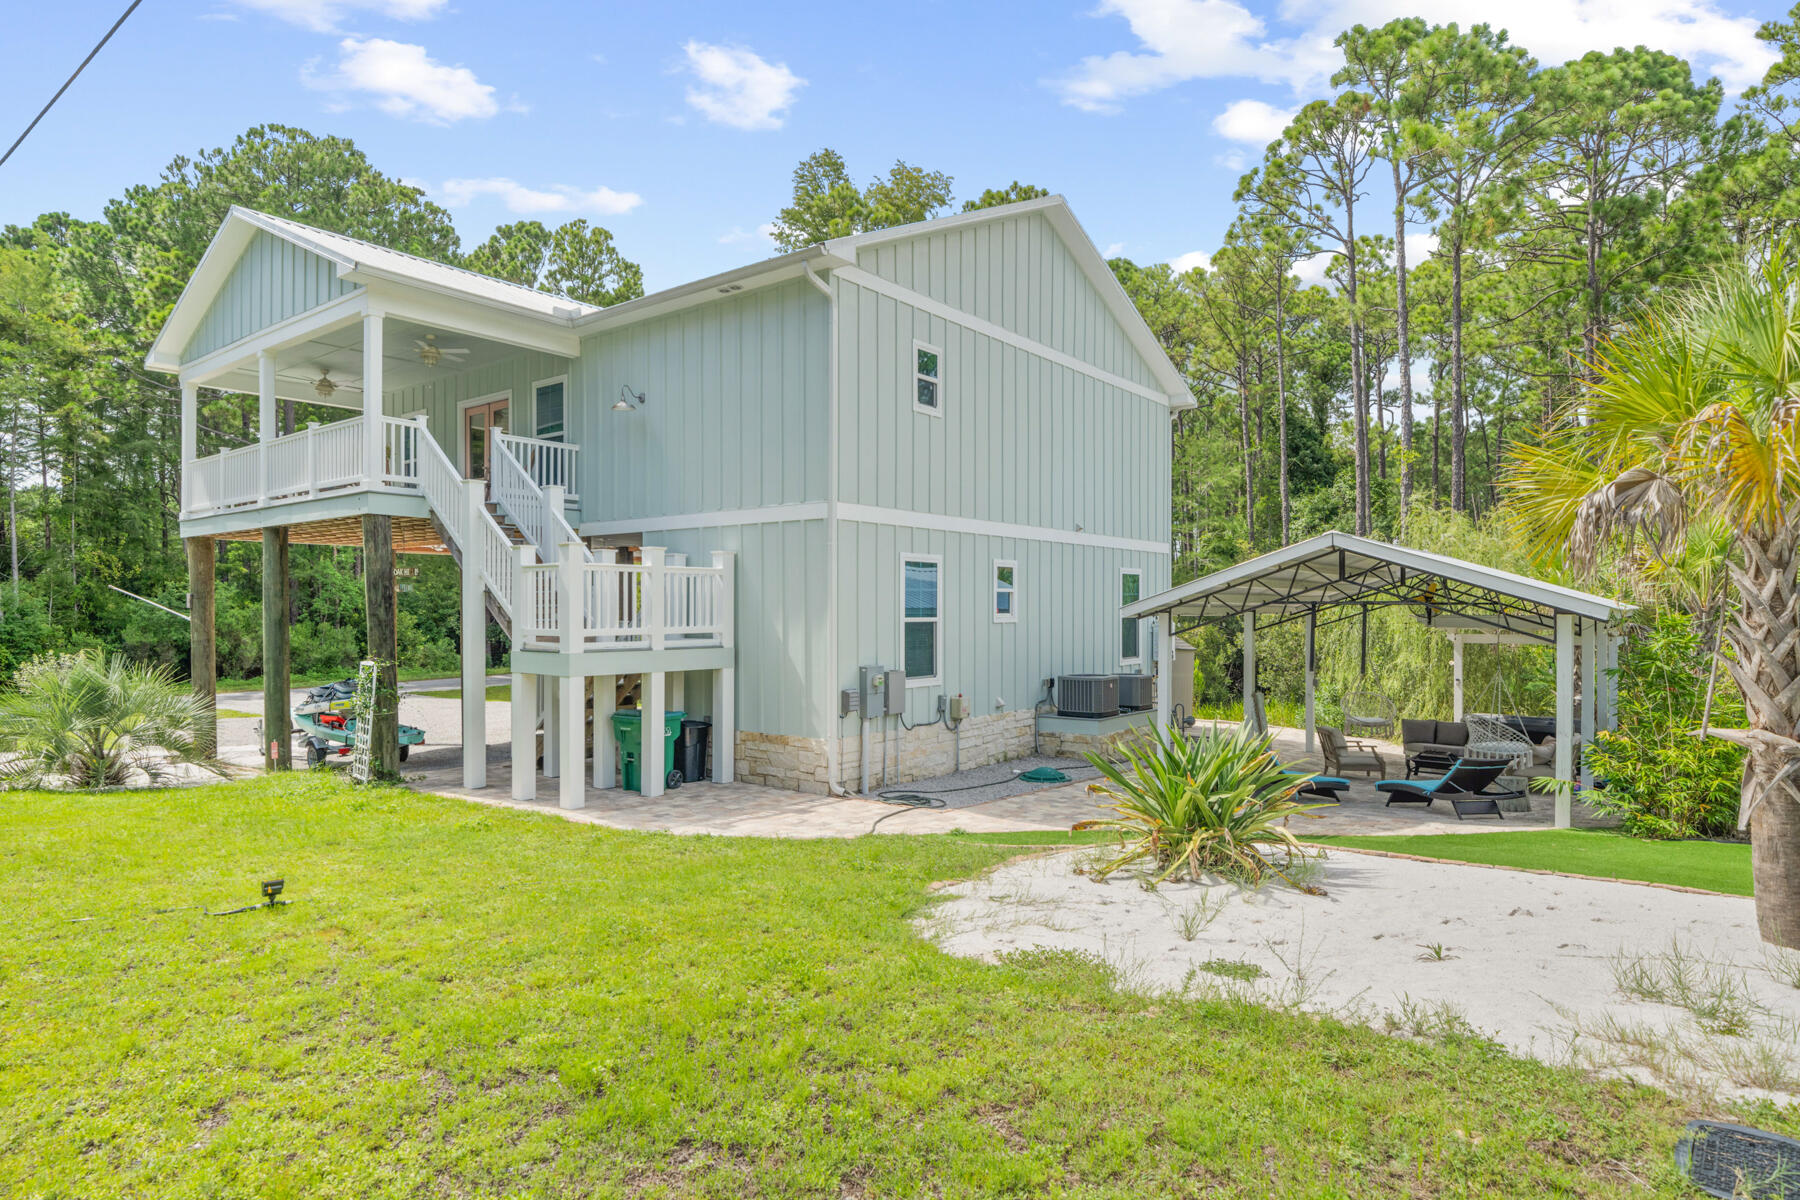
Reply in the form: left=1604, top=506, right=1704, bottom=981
left=495, top=431, right=579, bottom=500
left=405, top=416, right=518, bottom=622
left=489, top=433, right=590, bottom=567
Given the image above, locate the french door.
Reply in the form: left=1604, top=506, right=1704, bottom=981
left=463, top=397, right=509, bottom=481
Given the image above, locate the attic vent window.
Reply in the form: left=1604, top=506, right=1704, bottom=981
left=913, top=340, right=941, bottom=415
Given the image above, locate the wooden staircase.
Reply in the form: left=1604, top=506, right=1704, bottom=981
left=427, top=499, right=538, bottom=639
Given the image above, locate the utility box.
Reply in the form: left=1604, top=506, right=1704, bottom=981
left=947, top=694, right=968, bottom=722
left=882, top=668, right=906, bottom=714
left=859, top=665, right=886, bottom=718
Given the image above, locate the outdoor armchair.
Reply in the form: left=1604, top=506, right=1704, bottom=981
left=1318, top=725, right=1386, bottom=777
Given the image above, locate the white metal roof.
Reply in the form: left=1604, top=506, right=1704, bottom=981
left=1123, top=531, right=1631, bottom=641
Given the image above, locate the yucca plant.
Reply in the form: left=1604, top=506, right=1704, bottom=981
left=1074, top=723, right=1323, bottom=886
left=0, top=651, right=217, bottom=789
left=1505, top=243, right=1800, bottom=946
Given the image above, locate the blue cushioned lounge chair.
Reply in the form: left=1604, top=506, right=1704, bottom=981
left=1375, top=758, right=1516, bottom=819
left=1281, top=769, right=1351, bottom=804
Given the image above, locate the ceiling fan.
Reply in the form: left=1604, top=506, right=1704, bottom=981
left=414, top=333, right=470, bottom=368
left=309, top=367, right=359, bottom=400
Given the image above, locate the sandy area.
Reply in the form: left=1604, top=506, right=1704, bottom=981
left=922, top=848, right=1800, bottom=1105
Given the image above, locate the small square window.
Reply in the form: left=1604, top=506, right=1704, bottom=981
left=914, top=341, right=941, bottom=414
left=993, top=560, right=1017, bottom=623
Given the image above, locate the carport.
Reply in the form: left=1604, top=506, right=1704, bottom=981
left=1123, top=532, right=1634, bottom=827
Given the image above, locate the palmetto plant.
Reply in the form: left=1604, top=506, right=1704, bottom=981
left=1506, top=245, right=1800, bottom=946
left=1074, top=723, right=1322, bottom=886
left=0, top=651, right=216, bottom=789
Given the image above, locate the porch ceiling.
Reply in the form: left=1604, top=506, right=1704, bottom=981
left=212, top=514, right=450, bottom=555
left=196, top=315, right=551, bottom=406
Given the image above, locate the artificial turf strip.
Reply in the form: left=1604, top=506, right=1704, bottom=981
left=0, top=776, right=1711, bottom=1197
left=1304, top=829, right=1753, bottom=896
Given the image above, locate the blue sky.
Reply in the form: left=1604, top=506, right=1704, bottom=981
left=1, top=0, right=1785, bottom=291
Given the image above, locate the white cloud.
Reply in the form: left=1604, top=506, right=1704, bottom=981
left=1294, top=251, right=1335, bottom=289
left=1169, top=250, right=1212, bottom=274
left=436, top=177, right=643, bottom=216
left=1103, top=241, right=1128, bottom=258
left=681, top=41, right=805, bottom=130
left=1404, top=231, right=1439, bottom=264
left=718, top=223, right=778, bottom=246
left=1212, top=98, right=1296, bottom=145
left=235, top=0, right=444, bottom=33
left=1055, top=0, right=1778, bottom=111
left=305, top=38, right=499, bottom=124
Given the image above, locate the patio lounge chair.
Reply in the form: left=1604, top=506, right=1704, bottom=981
left=1319, top=725, right=1386, bottom=777
left=1281, top=769, right=1351, bottom=804
left=1375, top=758, right=1518, bottom=819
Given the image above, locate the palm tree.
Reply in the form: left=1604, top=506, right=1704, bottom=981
left=0, top=651, right=217, bottom=789
left=1505, top=246, right=1800, bottom=946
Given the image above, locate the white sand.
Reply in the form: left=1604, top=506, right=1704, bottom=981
left=923, top=848, right=1800, bottom=1103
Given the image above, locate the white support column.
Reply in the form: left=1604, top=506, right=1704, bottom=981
left=668, top=673, right=686, bottom=713
left=179, top=382, right=198, bottom=512
left=362, top=311, right=385, bottom=485
left=1154, top=616, right=1174, bottom=730
left=1452, top=638, right=1465, bottom=722
left=511, top=671, right=536, bottom=800
left=1554, top=612, right=1575, bottom=829
left=543, top=676, right=560, bottom=780
left=644, top=669, right=667, bottom=797
left=559, top=673, right=585, bottom=810
left=1303, top=608, right=1317, bottom=752
left=460, top=479, right=487, bottom=789
left=712, top=666, right=735, bottom=783
left=257, top=351, right=276, bottom=501
left=1579, top=619, right=1597, bottom=789
left=593, top=674, right=617, bottom=789
left=643, top=546, right=667, bottom=650
left=1241, top=612, right=1257, bottom=712
left=712, top=550, right=736, bottom=651
left=1598, top=626, right=1619, bottom=733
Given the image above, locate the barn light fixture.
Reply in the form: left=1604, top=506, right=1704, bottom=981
left=613, top=384, right=646, bottom=413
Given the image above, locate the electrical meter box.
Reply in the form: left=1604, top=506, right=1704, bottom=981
left=859, top=666, right=886, bottom=718
left=882, top=668, right=906, bottom=714
left=947, top=694, right=968, bottom=722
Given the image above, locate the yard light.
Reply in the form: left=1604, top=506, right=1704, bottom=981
left=261, top=879, right=285, bottom=906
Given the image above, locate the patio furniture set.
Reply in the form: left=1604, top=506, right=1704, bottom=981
left=1305, top=720, right=1545, bottom=821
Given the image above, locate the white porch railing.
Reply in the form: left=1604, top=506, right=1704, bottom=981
left=516, top=550, right=734, bottom=652
left=489, top=431, right=589, bottom=567
left=495, top=431, right=579, bottom=500
left=182, top=414, right=402, bottom=516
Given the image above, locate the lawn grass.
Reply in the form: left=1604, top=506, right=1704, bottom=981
left=214, top=707, right=259, bottom=720
left=415, top=684, right=510, bottom=702
left=199, top=667, right=498, bottom=694
left=0, top=775, right=1713, bottom=1197
left=1305, top=829, right=1753, bottom=896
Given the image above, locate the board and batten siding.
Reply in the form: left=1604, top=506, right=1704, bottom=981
left=835, top=522, right=1170, bottom=726
left=381, top=349, right=571, bottom=474
left=853, top=211, right=1158, bottom=390
left=834, top=275, right=1171, bottom=546
left=182, top=230, right=358, bottom=364
left=571, top=279, right=829, bottom=522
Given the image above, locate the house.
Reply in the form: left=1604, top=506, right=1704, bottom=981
left=150, top=195, right=1194, bottom=805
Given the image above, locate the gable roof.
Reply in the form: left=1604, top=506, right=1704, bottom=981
left=146, top=206, right=597, bottom=371
left=1124, top=531, right=1630, bottom=641
left=821, top=196, right=1194, bottom=406
left=148, top=199, right=1197, bottom=409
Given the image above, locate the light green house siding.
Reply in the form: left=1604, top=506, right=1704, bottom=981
left=852, top=211, right=1158, bottom=389
left=570, top=279, right=830, bottom=519
left=182, top=230, right=357, bottom=363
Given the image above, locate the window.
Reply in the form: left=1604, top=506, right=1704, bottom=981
left=902, top=555, right=941, bottom=684
left=533, top=376, right=567, bottom=441
left=1120, top=569, right=1142, bottom=664
left=913, top=340, right=941, bottom=414
left=993, top=559, right=1017, bottom=623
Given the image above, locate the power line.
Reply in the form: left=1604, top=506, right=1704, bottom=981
left=0, top=0, right=144, bottom=172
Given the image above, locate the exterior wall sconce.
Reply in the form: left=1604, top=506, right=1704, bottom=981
left=613, top=384, right=646, bottom=412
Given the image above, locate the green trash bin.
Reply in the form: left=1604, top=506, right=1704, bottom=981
left=610, top=708, right=686, bottom=792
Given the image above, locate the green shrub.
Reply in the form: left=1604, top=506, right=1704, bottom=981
left=1075, top=723, right=1322, bottom=886
left=1583, top=611, right=1744, bottom=839
left=0, top=651, right=216, bottom=789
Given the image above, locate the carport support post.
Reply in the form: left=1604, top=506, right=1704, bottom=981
left=362, top=514, right=399, bottom=777
left=186, top=535, right=216, bottom=758
left=260, top=527, right=290, bottom=771
left=559, top=671, right=585, bottom=810
left=511, top=671, right=536, bottom=800
left=1554, top=612, right=1575, bottom=828
left=1241, top=612, right=1256, bottom=713
left=1154, top=616, right=1173, bottom=730
left=460, top=480, right=487, bottom=788
left=1303, top=608, right=1317, bottom=752
left=1579, top=620, right=1597, bottom=789
left=1451, top=638, right=1465, bottom=722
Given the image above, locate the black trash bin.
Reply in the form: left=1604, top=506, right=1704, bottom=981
left=676, top=718, right=712, bottom=783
